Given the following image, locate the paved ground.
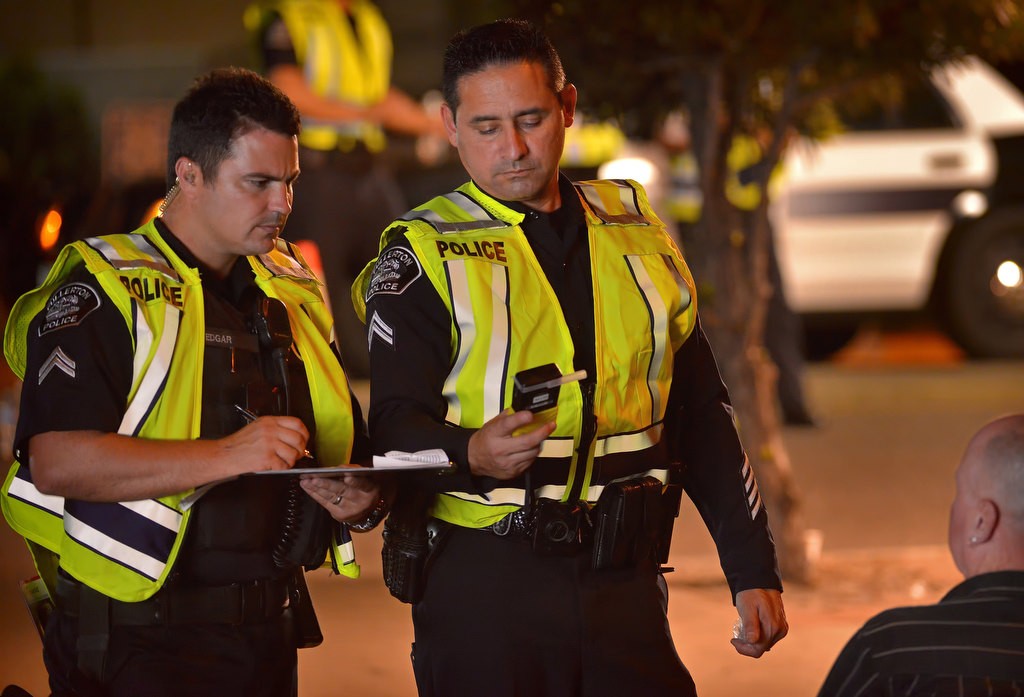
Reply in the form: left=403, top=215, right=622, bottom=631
left=1, top=329, right=1021, bottom=695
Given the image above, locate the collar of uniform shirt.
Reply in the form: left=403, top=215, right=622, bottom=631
left=492, top=173, right=585, bottom=244
left=154, top=217, right=255, bottom=304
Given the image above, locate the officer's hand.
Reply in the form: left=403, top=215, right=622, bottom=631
left=301, top=473, right=380, bottom=523
left=222, top=416, right=310, bottom=473
left=731, top=588, right=788, bottom=658
left=467, top=409, right=556, bottom=480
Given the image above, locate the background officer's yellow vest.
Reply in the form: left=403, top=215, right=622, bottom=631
left=245, top=0, right=391, bottom=152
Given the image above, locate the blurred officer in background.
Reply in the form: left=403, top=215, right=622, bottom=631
left=245, top=0, right=447, bottom=377
left=662, top=121, right=816, bottom=426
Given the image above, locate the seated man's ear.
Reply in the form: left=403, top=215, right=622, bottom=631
left=970, top=498, right=999, bottom=544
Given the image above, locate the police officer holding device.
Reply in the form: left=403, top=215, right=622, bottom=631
left=355, top=19, right=787, bottom=697
left=2, top=68, right=385, bottom=696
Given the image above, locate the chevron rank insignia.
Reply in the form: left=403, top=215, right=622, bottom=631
left=367, top=311, right=395, bottom=351
left=38, top=347, right=77, bottom=384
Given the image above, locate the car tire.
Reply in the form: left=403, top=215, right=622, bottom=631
left=941, top=207, right=1024, bottom=358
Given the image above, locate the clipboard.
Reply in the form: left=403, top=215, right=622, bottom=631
left=244, top=449, right=454, bottom=476
left=245, top=461, right=453, bottom=476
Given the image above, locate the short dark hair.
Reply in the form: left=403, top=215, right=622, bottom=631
left=441, top=19, right=566, bottom=118
left=165, top=67, right=300, bottom=187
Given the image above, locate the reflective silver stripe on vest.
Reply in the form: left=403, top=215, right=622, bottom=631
left=594, top=423, right=664, bottom=457
left=118, top=499, right=183, bottom=532
left=403, top=192, right=508, bottom=233
left=539, top=436, right=575, bottom=458
left=483, top=263, right=510, bottom=418
left=258, top=244, right=318, bottom=282
left=337, top=537, right=356, bottom=565
left=443, top=487, right=526, bottom=507
left=86, top=236, right=180, bottom=281
left=582, top=468, right=669, bottom=501
left=576, top=181, right=648, bottom=226
left=65, top=513, right=167, bottom=580
left=442, top=259, right=511, bottom=425
left=443, top=260, right=471, bottom=425
left=121, top=303, right=180, bottom=437
left=7, top=474, right=64, bottom=516
left=627, top=254, right=669, bottom=423
left=335, top=523, right=357, bottom=566
left=443, top=468, right=669, bottom=508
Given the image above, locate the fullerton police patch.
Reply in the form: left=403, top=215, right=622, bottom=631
left=366, top=247, right=422, bottom=302
left=39, top=282, right=102, bottom=336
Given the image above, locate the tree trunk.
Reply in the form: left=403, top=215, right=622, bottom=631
left=684, top=73, right=812, bottom=583
left=694, top=192, right=812, bottom=585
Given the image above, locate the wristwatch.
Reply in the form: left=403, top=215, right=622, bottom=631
left=349, top=495, right=389, bottom=532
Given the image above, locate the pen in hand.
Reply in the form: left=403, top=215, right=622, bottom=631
left=234, top=404, right=314, bottom=460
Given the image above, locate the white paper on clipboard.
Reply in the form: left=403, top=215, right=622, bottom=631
left=243, top=449, right=453, bottom=476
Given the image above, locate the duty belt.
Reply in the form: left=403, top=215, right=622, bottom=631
left=486, top=507, right=534, bottom=538
left=56, top=573, right=291, bottom=626
left=485, top=501, right=595, bottom=558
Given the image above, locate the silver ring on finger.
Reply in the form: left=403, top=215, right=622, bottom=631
left=332, top=493, right=343, bottom=505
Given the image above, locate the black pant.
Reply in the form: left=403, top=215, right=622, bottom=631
left=285, top=145, right=407, bottom=378
left=43, top=607, right=297, bottom=697
left=411, top=526, right=696, bottom=697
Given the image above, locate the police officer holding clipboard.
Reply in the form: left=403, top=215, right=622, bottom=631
left=2, top=68, right=385, bottom=696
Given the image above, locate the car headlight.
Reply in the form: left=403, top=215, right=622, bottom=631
left=951, top=189, right=988, bottom=218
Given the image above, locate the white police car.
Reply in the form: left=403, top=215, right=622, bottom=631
left=602, top=57, right=1024, bottom=358
left=773, top=57, right=1024, bottom=358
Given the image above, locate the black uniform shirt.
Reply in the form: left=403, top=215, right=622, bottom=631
left=365, top=178, right=783, bottom=595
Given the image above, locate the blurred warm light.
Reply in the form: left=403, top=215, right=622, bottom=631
left=38, top=208, right=62, bottom=252
left=142, top=198, right=163, bottom=224
left=996, top=260, right=1022, bottom=289
left=952, top=189, right=988, bottom=218
left=598, top=156, right=657, bottom=188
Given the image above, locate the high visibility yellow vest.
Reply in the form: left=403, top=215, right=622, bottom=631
left=560, top=120, right=626, bottom=168
left=667, top=134, right=788, bottom=223
left=245, top=0, right=391, bottom=152
left=2, top=221, right=359, bottom=602
left=355, top=180, right=697, bottom=528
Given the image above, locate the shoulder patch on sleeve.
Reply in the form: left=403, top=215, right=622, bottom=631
left=39, top=282, right=102, bottom=336
left=365, top=247, right=423, bottom=303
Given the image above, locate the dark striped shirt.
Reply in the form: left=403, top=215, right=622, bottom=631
left=818, top=571, right=1024, bottom=696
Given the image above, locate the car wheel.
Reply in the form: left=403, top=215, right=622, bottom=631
left=941, top=208, right=1024, bottom=358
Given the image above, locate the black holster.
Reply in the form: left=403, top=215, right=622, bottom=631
left=74, top=584, right=110, bottom=682
left=381, top=486, right=449, bottom=604
left=287, top=570, right=323, bottom=649
left=591, top=474, right=683, bottom=572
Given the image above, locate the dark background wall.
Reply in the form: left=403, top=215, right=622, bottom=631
left=0, top=0, right=490, bottom=305
left=0, top=0, right=458, bottom=143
